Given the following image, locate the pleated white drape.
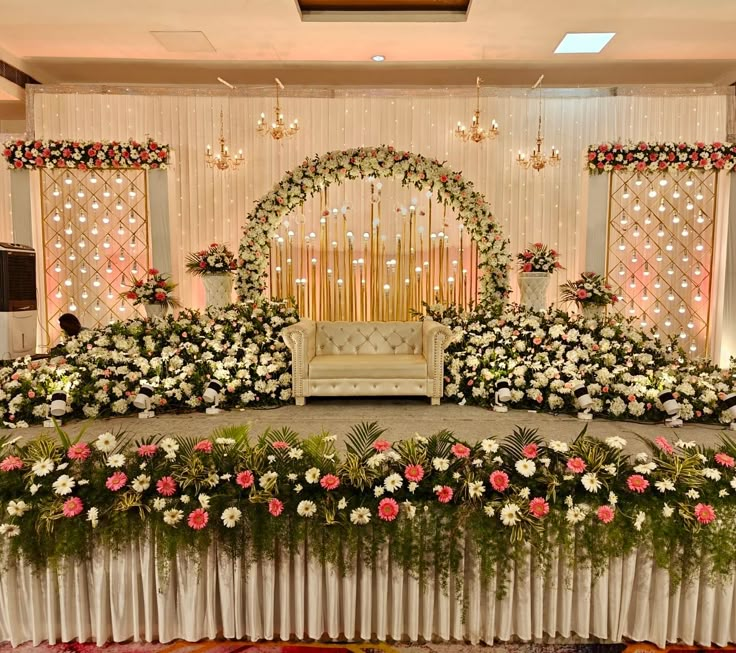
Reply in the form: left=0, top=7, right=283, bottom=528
left=0, top=136, right=15, bottom=242
left=28, top=87, right=730, bottom=309
left=1, top=540, right=735, bottom=647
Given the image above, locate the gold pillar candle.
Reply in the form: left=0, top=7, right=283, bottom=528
left=310, top=258, right=317, bottom=318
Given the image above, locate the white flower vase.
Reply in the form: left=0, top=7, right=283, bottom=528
left=581, top=303, right=606, bottom=320
left=144, top=303, right=168, bottom=319
left=201, top=273, right=233, bottom=308
left=518, top=272, right=550, bottom=312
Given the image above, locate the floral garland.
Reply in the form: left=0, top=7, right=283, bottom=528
left=2, top=138, right=169, bottom=170
left=1, top=423, right=735, bottom=585
left=587, top=141, right=736, bottom=175
left=236, top=145, right=510, bottom=304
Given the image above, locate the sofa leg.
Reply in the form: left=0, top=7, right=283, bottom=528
left=430, top=396, right=440, bottom=406
left=295, top=396, right=306, bottom=406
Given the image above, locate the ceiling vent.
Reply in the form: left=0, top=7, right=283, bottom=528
left=150, top=31, right=216, bottom=53
left=297, top=0, right=470, bottom=21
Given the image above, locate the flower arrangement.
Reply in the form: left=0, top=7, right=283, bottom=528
left=2, top=138, right=168, bottom=170
left=0, top=301, right=297, bottom=426
left=587, top=141, right=736, bottom=175
left=122, top=268, right=179, bottom=307
left=185, top=243, right=237, bottom=276
left=1, top=423, right=736, bottom=588
left=517, top=243, right=562, bottom=274
left=559, top=272, right=618, bottom=307
left=236, top=145, right=510, bottom=305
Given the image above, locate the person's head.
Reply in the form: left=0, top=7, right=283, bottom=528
left=59, top=313, right=82, bottom=337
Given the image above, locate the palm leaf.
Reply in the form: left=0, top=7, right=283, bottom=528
left=344, top=422, right=386, bottom=460
left=500, top=426, right=542, bottom=461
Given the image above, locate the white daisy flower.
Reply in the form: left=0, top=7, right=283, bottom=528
left=221, top=507, right=242, bottom=528
left=6, top=500, right=29, bottom=516
left=198, top=493, right=211, bottom=509
left=408, top=482, right=418, bottom=493
left=94, top=432, right=117, bottom=453
left=605, top=436, right=627, bottom=450
left=294, top=483, right=303, bottom=493
left=468, top=480, right=485, bottom=499
left=603, top=464, right=617, bottom=475
left=480, top=438, right=499, bottom=454
left=432, top=457, right=450, bottom=471
left=106, top=453, right=126, bottom=468
left=549, top=440, right=570, bottom=453
left=655, top=479, right=675, bottom=493
left=718, top=488, right=729, bottom=498
left=483, top=504, right=495, bottom=517
left=373, top=486, right=385, bottom=497
left=662, top=503, right=674, bottom=518
left=566, top=506, right=586, bottom=524
left=32, top=459, right=54, bottom=477
left=518, top=487, right=531, bottom=499
left=350, top=507, right=371, bottom=525
left=366, top=453, right=386, bottom=468
left=515, top=459, right=536, bottom=478
left=30, top=484, right=40, bottom=496
left=702, top=468, right=722, bottom=481
left=403, top=501, right=417, bottom=519
left=634, top=511, right=646, bottom=531
left=383, top=473, right=403, bottom=493
left=686, top=489, right=700, bottom=500
left=581, top=472, right=602, bottom=493
left=287, top=448, right=304, bottom=460
left=675, top=439, right=696, bottom=450
left=633, top=462, right=657, bottom=475
left=52, top=475, right=76, bottom=496
left=0, top=524, right=20, bottom=537
left=287, top=473, right=298, bottom=481
left=163, top=509, right=184, bottom=526
left=608, top=491, right=618, bottom=506
left=259, top=471, right=278, bottom=490
left=87, top=507, right=99, bottom=528
left=297, top=500, right=317, bottom=518
left=180, top=495, right=191, bottom=504
left=152, top=498, right=167, bottom=511
left=337, top=498, right=347, bottom=510
left=500, top=503, right=521, bottom=526
left=305, top=467, right=321, bottom=484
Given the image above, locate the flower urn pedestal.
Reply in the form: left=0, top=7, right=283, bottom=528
left=581, top=304, right=606, bottom=320
left=144, top=303, right=168, bottom=319
left=518, top=272, right=550, bottom=313
left=201, top=273, right=233, bottom=308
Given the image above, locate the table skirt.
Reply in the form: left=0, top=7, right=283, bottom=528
left=0, top=539, right=734, bottom=647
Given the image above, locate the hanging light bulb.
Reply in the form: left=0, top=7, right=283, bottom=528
left=618, top=238, right=626, bottom=251
left=644, top=212, right=653, bottom=225
left=620, top=213, right=629, bottom=226
left=102, top=186, right=111, bottom=198
left=118, top=252, right=126, bottom=262
left=68, top=251, right=76, bottom=261
left=685, top=173, right=694, bottom=187
left=672, top=212, right=680, bottom=224
left=689, top=341, right=697, bottom=353
left=659, top=175, right=668, bottom=187
left=631, top=249, right=639, bottom=263
left=93, top=274, right=101, bottom=287
left=678, top=302, right=686, bottom=314
left=694, top=287, right=703, bottom=302
left=93, top=247, right=100, bottom=261
left=696, top=210, right=705, bottom=224
left=665, top=239, right=674, bottom=252
left=695, top=240, right=704, bottom=252
left=672, top=185, right=681, bottom=199
left=80, top=262, right=87, bottom=274
left=94, top=300, right=101, bottom=312
left=644, top=237, right=652, bottom=250
left=54, top=286, right=62, bottom=299
left=102, top=213, right=110, bottom=224
left=681, top=224, right=689, bottom=237
left=681, top=277, right=689, bottom=288
left=63, top=173, right=73, bottom=185
left=76, top=188, right=85, bottom=199
left=52, top=211, right=61, bottom=222
left=642, top=287, right=650, bottom=301
left=115, top=173, right=124, bottom=185
left=640, top=318, right=648, bottom=328
left=654, top=275, right=662, bottom=289
left=130, top=235, right=137, bottom=249
left=664, top=315, right=673, bottom=327
left=628, top=301, right=636, bottom=315
left=64, top=223, right=73, bottom=235
left=105, top=260, right=113, bottom=274
left=69, top=299, right=77, bottom=312
left=52, top=185, right=61, bottom=197
left=629, top=274, right=636, bottom=289
left=89, top=173, right=98, bottom=185
left=128, top=188, right=137, bottom=198
left=91, top=222, right=98, bottom=236
left=679, top=330, right=686, bottom=340
left=687, top=317, right=695, bottom=329
left=617, top=264, right=625, bottom=276
left=119, top=302, right=126, bottom=313
left=128, top=211, right=136, bottom=224
left=54, top=261, right=62, bottom=273
left=657, top=224, right=665, bottom=237
left=103, top=235, right=111, bottom=249
left=658, top=198, right=666, bottom=212
left=622, top=185, right=631, bottom=199
left=78, top=237, right=86, bottom=249
left=54, top=236, right=63, bottom=249
left=634, top=174, right=644, bottom=186
left=131, top=262, right=139, bottom=275
left=686, top=199, right=694, bottom=211
left=694, top=265, right=702, bottom=276
left=115, top=198, right=123, bottom=211
left=633, top=199, right=641, bottom=212
left=81, top=287, right=89, bottom=300
left=117, top=222, right=125, bottom=236
left=681, top=249, right=689, bottom=263
left=667, top=288, right=675, bottom=301
left=653, top=302, right=661, bottom=314
left=655, top=250, right=664, bottom=262
left=64, top=197, right=72, bottom=210
left=91, top=197, right=99, bottom=210
left=647, top=185, right=657, bottom=198
left=695, top=188, right=704, bottom=201
left=64, top=277, right=72, bottom=287
left=632, top=223, right=641, bottom=237
left=643, top=262, right=650, bottom=276
left=107, top=286, right=114, bottom=300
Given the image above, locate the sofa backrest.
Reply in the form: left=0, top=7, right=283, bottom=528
left=316, top=321, right=423, bottom=355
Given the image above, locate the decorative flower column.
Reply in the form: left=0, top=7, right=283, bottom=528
left=516, top=243, right=562, bottom=312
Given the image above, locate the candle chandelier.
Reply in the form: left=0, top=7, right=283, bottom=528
left=455, top=77, right=499, bottom=143
left=257, top=78, right=299, bottom=140
left=205, top=109, right=244, bottom=171
left=517, top=75, right=560, bottom=172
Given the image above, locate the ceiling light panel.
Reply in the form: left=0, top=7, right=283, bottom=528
left=554, top=32, right=616, bottom=54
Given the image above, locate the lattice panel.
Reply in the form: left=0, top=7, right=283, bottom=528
left=40, top=170, right=151, bottom=344
left=606, top=170, right=718, bottom=356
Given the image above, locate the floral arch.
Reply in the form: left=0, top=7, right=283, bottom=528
left=236, top=145, right=510, bottom=305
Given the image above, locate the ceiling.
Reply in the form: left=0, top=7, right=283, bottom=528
left=1, top=0, right=735, bottom=119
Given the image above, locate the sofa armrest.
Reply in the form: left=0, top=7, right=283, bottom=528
left=282, top=319, right=316, bottom=399
left=422, top=318, right=453, bottom=383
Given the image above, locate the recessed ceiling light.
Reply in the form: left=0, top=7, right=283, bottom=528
left=371, top=54, right=385, bottom=62
left=554, top=32, right=615, bottom=54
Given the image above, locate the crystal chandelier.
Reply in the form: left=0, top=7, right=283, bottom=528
left=205, top=109, right=244, bottom=171
left=257, top=78, right=299, bottom=140
left=517, top=75, right=560, bottom=172
left=455, top=77, right=498, bottom=143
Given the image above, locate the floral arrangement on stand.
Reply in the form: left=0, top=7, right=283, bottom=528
left=0, top=301, right=297, bottom=426
left=122, top=268, right=179, bottom=308
left=2, top=138, right=169, bottom=170
left=236, top=145, right=510, bottom=305
left=559, top=272, right=618, bottom=308
left=1, top=422, right=736, bottom=589
left=185, top=244, right=237, bottom=276
left=587, top=141, right=736, bottom=175
left=517, top=243, right=562, bottom=274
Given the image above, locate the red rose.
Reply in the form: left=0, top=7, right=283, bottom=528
left=522, top=262, right=532, bottom=272
left=13, top=160, right=22, bottom=168
left=33, top=140, right=42, bottom=149
left=126, top=291, right=137, bottom=299
left=2, top=148, right=10, bottom=157
left=588, top=151, right=597, bottom=161
left=149, top=268, right=159, bottom=275
left=199, top=261, right=206, bottom=268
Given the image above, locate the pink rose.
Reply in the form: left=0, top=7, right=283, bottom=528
left=194, top=440, right=213, bottom=453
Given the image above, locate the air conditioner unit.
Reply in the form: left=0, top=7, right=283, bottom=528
left=0, top=242, right=37, bottom=360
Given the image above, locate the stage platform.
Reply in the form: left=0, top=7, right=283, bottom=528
left=18, top=398, right=729, bottom=452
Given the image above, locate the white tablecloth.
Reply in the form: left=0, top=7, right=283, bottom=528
left=0, top=539, right=734, bottom=647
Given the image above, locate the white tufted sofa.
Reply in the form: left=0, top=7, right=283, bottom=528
left=281, top=319, right=453, bottom=405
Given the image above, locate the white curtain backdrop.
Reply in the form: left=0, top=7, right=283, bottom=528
left=28, top=87, right=730, bottom=309
left=1, top=540, right=734, bottom=647
left=0, top=135, right=15, bottom=242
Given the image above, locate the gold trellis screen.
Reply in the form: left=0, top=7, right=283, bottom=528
left=606, top=169, right=718, bottom=356
left=39, top=169, right=151, bottom=346
left=267, top=178, right=480, bottom=321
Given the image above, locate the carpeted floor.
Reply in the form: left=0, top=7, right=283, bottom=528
left=14, top=397, right=729, bottom=453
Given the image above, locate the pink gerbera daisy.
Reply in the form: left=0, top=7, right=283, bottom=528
left=236, top=470, right=255, bottom=489
left=627, top=474, right=649, bottom=493
left=597, top=505, right=615, bottom=524
left=156, top=475, right=177, bottom=496
left=522, top=443, right=538, bottom=459
left=0, top=456, right=23, bottom=472
left=271, top=440, right=289, bottom=450
left=566, top=457, right=586, bottom=474
left=404, top=464, right=424, bottom=483
left=715, top=452, right=735, bottom=468
left=489, top=470, right=510, bottom=492
left=320, top=474, right=340, bottom=490
left=377, top=497, right=399, bottom=522
left=529, top=497, right=549, bottom=518
left=654, top=437, right=674, bottom=455
left=373, top=440, right=391, bottom=452
left=194, top=440, right=213, bottom=453
left=436, top=485, right=454, bottom=503
left=694, top=503, right=716, bottom=525
left=451, top=443, right=470, bottom=458
left=187, top=508, right=209, bottom=530
left=105, top=471, right=127, bottom=491
left=137, top=444, right=158, bottom=457
left=67, top=443, right=91, bottom=461
left=62, top=496, right=83, bottom=517
left=268, top=498, right=284, bottom=517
